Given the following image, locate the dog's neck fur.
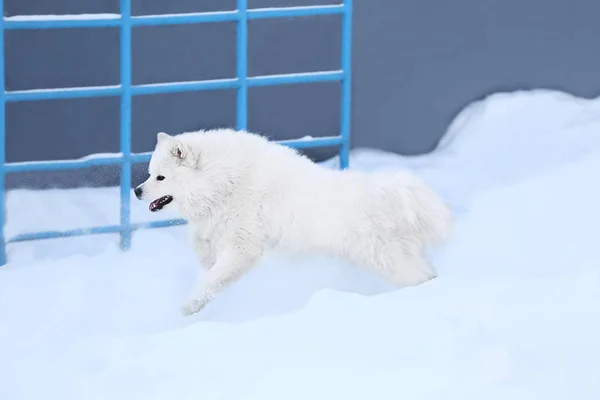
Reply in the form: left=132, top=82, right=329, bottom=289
left=177, top=169, right=246, bottom=223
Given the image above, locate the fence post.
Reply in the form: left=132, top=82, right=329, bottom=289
left=0, top=0, right=6, bottom=266
left=339, top=0, right=353, bottom=170
left=119, top=0, right=133, bottom=250
left=236, top=0, right=248, bottom=131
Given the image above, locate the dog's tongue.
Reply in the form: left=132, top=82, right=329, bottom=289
left=149, top=199, right=161, bottom=211
left=148, top=195, right=172, bottom=212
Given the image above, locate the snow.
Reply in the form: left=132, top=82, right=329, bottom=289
left=1, top=89, right=600, bottom=399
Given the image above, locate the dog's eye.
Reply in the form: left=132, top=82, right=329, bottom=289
left=156, top=175, right=165, bottom=181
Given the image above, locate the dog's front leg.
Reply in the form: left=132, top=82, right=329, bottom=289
left=194, top=238, right=216, bottom=270
left=180, top=243, right=261, bottom=316
left=189, top=226, right=216, bottom=270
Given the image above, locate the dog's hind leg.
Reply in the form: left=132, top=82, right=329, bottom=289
left=375, top=250, right=437, bottom=287
left=346, top=238, right=437, bottom=288
left=180, top=240, right=263, bottom=316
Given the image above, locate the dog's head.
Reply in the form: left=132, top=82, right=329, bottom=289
left=134, top=132, right=200, bottom=213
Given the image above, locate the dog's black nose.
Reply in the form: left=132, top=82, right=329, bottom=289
left=134, top=186, right=143, bottom=199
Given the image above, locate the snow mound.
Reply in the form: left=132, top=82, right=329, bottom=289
left=1, top=90, right=600, bottom=399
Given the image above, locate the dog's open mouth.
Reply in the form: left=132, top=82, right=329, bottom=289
left=149, top=195, right=173, bottom=212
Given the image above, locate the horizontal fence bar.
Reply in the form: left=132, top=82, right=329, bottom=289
left=130, top=153, right=152, bottom=164
left=248, top=70, right=343, bottom=87
left=3, top=5, right=346, bottom=30
left=4, top=71, right=344, bottom=102
left=132, top=11, right=238, bottom=26
left=3, top=14, right=121, bottom=29
left=4, top=136, right=343, bottom=173
left=248, top=5, right=344, bottom=19
left=7, top=218, right=187, bottom=243
left=9, top=225, right=122, bottom=241
left=5, top=155, right=122, bottom=173
left=278, top=135, right=342, bottom=149
left=5, top=85, right=122, bottom=102
left=132, top=78, right=239, bottom=95
left=135, top=219, right=186, bottom=229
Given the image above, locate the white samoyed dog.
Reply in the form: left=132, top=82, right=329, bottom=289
left=134, top=129, right=453, bottom=316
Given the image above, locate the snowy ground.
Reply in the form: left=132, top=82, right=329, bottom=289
left=1, top=89, right=600, bottom=399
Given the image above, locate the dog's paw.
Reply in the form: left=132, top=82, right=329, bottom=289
left=180, top=299, right=204, bottom=316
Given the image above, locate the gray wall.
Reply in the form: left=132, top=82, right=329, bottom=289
left=4, top=0, right=600, bottom=188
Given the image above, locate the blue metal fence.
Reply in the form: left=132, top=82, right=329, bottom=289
left=0, top=0, right=353, bottom=266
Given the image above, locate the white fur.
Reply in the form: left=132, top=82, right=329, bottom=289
left=135, top=129, right=453, bottom=316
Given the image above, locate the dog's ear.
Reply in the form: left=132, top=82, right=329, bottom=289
left=169, top=138, right=187, bottom=161
left=156, top=132, right=170, bottom=144
left=157, top=132, right=188, bottom=161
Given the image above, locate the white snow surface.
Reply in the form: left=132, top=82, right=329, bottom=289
left=1, top=89, right=600, bottom=399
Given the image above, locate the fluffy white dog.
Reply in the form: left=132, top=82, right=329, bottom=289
left=134, top=129, right=453, bottom=316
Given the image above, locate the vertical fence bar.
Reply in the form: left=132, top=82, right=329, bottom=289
left=119, top=0, right=133, bottom=250
left=236, top=0, right=248, bottom=130
left=0, top=0, right=6, bottom=266
left=339, top=0, right=353, bottom=170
